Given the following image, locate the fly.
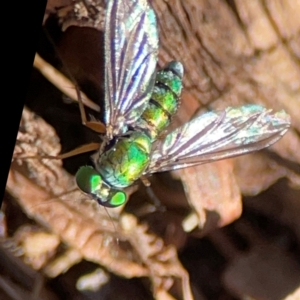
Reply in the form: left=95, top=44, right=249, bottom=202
left=73, top=0, right=290, bottom=207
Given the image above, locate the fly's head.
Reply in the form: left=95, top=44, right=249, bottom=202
left=75, top=166, right=127, bottom=207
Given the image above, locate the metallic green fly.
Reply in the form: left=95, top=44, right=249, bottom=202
left=75, top=0, right=290, bottom=207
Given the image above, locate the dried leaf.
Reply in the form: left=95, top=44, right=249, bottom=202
left=178, top=160, right=242, bottom=234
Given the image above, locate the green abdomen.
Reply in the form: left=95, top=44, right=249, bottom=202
left=138, top=61, right=184, bottom=141
left=96, top=132, right=151, bottom=188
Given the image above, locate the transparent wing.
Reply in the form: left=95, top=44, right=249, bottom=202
left=105, top=0, right=159, bottom=138
left=146, top=105, right=290, bottom=173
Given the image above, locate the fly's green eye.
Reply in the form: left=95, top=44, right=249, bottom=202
left=102, top=190, right=127, bottom=208
left=75, top=166, right=126, bottom=208
left=75, top=166, right=102, bottom=194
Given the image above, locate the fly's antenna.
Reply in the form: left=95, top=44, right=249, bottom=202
left=28, top=187, right=79, bottom=210
left=103, top=206, right=120, bottom=245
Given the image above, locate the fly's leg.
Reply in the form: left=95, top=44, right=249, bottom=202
left=35, top=53, right=106, bottom=134
left=140, top=176, right=166, bottom=212
left=55, top=142, right=101, bottom=159
left=75, top=84, right=106, bottom=134
left=14, top=142, right=101, bottom=161
left=145, top=186, right=166, bottom=212
left=140, top=176, right=151, bottom=187
left=34, top=54, right=100, bottom=112
left=51, top=81, right=105, bottom=158
left=20, top=54, right=105, bottom=162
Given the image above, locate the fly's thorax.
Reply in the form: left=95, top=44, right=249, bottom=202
left=95, top=132, right=152, bottom=188
left=75, top=166, right=127, bottom=207
left=137, top=61, right=184, bottom=141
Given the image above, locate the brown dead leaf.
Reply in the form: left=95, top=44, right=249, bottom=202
left=178, top=160, right=242, bottom=235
